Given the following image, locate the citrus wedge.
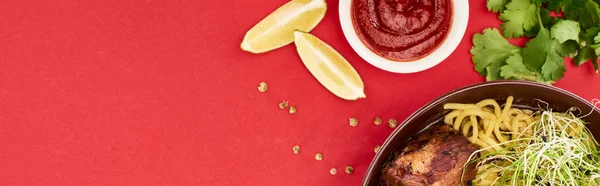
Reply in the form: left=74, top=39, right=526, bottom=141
left=294, top=31, right=365, bottom=100
left=240, top=0, right=327, bottom=53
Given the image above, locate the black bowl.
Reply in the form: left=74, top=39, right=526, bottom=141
left=362, top=81, right=600, bottom=186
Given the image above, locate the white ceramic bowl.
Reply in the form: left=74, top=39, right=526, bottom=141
left=339, top=1, right=469, bottom=73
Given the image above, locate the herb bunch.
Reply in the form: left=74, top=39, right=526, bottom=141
left=472, top=0, right=600, bottom=84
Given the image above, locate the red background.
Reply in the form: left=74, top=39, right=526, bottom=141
left=1, top=0, right=599, bottom=185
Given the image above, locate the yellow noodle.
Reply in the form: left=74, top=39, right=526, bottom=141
left=494, top=120, right=509, bottom=144
left=497, top=97, right=514, bottom=130
left=504, top=109, right=522, bottom=129
left=485, top=119, right=495, bottom=136
left=524, top=117, right=532, bottom=126
left=482, top=119, right=491, bottom=134
left=463, top=121, right=473, bottom=136
left=512, top=114, right=528, bottom=140
left=523, top=109, right=534, bottom=115
left=470, top=116, right=479, bottom=141
left=478, top=180, right=494, bottom=185
left=507, top=108, right=523, bottom=116
left=444, top=103, right=478, bottom=110
left=500, top=96, right=514, bottom=119
left=476, top=99, right=502, bottom=117
left=444, top=110, right=462, bottom=125
left=479, top=132, right=503, bottom=151
left=589, top=136, right=598, bottom=152
left=482, top=107, right=493, bottom=113
left=472, top=138, right=491, bottom=150
left=452, top=111, right=470, bottom=128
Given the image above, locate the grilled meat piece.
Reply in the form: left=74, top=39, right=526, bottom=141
left=381, top=125, right=479, bottom=186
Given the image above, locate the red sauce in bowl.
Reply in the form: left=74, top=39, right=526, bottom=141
left=351, top=0, right=453, bottom=61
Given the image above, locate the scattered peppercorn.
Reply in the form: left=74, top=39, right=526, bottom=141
left=292, top=145, right=300, bottom=154
left=257, top=82, right=268, bottom=92
left=374, top=145, right=381, bottom=153
left=388, top=119, right=398, bottom=128
left=373, top=117, right=383, bottom=125
left=349, top=118, right=358, bottom=127
left=329, top=168, right=337, bottom=175
left=315, top=152, right=323, bottom=161
left=279, top=101, right=289, bottom=109
left=345, top=166, right=354, bottom=175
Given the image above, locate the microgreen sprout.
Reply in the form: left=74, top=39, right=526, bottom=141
left=463, top=109, right=600, bottom=186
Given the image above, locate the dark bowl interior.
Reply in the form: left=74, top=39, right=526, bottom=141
left=362, top=81, right=600, bottom=186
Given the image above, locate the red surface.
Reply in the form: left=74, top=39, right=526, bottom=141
left=0, top=0, right=599, bottom=185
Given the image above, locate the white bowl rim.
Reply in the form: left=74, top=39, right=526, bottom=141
left=339, top=0, right=470, bottom=74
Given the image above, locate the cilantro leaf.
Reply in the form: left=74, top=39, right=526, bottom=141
left=540, top=8, right=560, bottom=27
left=500, top=53, right=552, bottom=84
left=522, top=28, right=566, bottom=81
left=594, top=58, right=600, bottom=74
left=500, top=0, right=539, bottom=38
left=531, top=0, right=547, bottom=6
left=576, top=46, right=599, bottom=71
left=541, top=48, right=567, bottom=80
left=548, top=0, right=562, bottom=11
left=592, top=44, right=600, bottom=53
left=487, top=0, right=509, bottom=12
left=525, top=8, right=560, bottom=37
left=550, top=20, right=580, bottom=43
left=575, top=46, right=598, bottom=66
left=561, top=0, right=600, bottom=29
left=591, top=44, right=600, bottom=72
left=582, top=26, right=600, bottom=44
left=555, top=40, right=579, bottom=57
left=522, top=28, right=553, bottom=71
left=486, top=61, right=505, bottom=81
left=577, top=27, right=600, bottom=73
left=471, top=28, right=521, bottom=80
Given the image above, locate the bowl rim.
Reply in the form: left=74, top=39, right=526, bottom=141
left=361, top=81, right=600, bottom=185
left=339, top=0, right=470, bottom=74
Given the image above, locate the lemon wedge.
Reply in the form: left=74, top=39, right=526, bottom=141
left=294, top=31, right=366, bottom=100
left=241, top=0, right=327, bottom=53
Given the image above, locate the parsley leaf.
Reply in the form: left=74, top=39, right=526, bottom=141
left=471, top=28, right=521, bottom=80
left=487, top=0, right=509, bottom=12
left=550, top=20, right=580, bottom=43
left=500, top=53, right=551, bottom=84
left=500, top=0, right=539, bottom=38
left=522, top=28, right=566, bottom=81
